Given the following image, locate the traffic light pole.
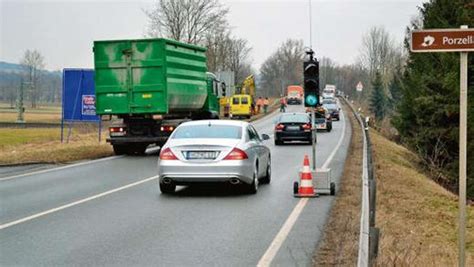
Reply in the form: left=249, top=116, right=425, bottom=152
left=311, top=107, right=317, bottom=170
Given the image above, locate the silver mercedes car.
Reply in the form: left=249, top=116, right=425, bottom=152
left=158, top=120, right=271, bottom=194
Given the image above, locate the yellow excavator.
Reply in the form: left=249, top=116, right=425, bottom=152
left=229, top=75, right=255, bottom=119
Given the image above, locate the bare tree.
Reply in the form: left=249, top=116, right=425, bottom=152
left=319, top=57, right=337, bottom=88
left=204, top=26, right=232, bottom=72
left=21, top=49, right=44, bottom=108
left=359, top=26, right=400, bottom=80
left=145, top=0, right=228, bottom=45
left=227, top=38, right=252, bottom=83
left=260, top=53, right=283, bottom=97
left=259, top=39, right=304, bottom=97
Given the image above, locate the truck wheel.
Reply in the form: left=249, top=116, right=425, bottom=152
left=131, top=145, right=147, bottom=155
left=113, top=145, right=127, bottom=155
left=274, top=139, right=282, bottom=146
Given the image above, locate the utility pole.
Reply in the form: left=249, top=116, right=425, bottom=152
left=308, top=0, right=312, bottom=48
left=16, top=81, right=26, bottom=123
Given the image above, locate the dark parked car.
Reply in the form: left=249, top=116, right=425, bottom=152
left=274, top=113, right=312, bottom=145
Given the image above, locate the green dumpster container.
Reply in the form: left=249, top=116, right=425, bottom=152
left=93, top=38, right=208, bottom=115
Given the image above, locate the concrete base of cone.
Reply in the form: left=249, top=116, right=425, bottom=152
left=294, top=193, right=319, bottom=198
left=292, top=181, right=319, bottom=198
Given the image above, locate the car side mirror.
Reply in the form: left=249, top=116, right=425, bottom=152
left=261, top=134, right=270, bottom=140
left=339, top=108, right=341, bottom=111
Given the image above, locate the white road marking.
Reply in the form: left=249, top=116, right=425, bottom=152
left=257, top=198, right=309, bottom=267
left=257, top=110, right=347, bottom=267
left=0, top=175, right=159, bottom=230
left=0, top=155, right=124, bottom=182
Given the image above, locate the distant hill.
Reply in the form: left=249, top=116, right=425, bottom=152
left=0, top=61, right=28, bottom=73
left=0, top=61, right=62, bottom=104
left=0, top=61, right=61, bottom=76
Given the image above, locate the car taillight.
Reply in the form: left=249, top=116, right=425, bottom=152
left=223, top=148, right=248, bottom=160
left=302, top=123, right=311, bottom=130
left=110, top=127, right=125, bottom=132
left=109, top=127, right=126, bottom=136
left=160, top=125, right=175, bottom=132
left=275, top=124, right=285, bottom=131
left=159, top=148, right=178, bottom=160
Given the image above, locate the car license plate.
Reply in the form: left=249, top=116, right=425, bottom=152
left=317, top=124, right=325, bottom=129
left=287, top=126, right=300, bottom=131
left=186, top=151, right=218, bottom=160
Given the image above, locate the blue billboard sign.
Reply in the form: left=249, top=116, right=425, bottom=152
left=62, top=69, right=99, bottom=122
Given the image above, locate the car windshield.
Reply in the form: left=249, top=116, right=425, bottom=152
left=324, top=104, right=338, bottom=110
left=289, top=91, right=299, bottom=96
left=315, top=112, right=326, bottom=119
left=279, top=114, right=309, bottom=123
left=322, top=99, right=336, bottom=104
left=172, top=124, right=242, bottom=139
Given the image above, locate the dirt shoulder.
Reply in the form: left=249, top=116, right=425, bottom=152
left=313, top=102, right=362, bottom=266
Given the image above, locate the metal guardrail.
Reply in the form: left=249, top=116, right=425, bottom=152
left=340, top=97, right=379, bottom=266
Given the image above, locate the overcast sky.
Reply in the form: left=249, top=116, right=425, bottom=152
left=0, top=0, right=425, bottom=71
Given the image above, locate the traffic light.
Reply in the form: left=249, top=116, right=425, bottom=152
left=303, top=57, right=320, bottom=107
left=221, top=82, right=226, bottom=97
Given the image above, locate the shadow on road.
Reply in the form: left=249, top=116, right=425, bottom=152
left=159, top=183, right=269, bottom=198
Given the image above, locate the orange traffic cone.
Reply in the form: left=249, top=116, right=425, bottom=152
left=294, top=155, right=318, bottom=198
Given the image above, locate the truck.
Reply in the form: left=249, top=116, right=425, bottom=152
left=93, top=38, right=223, bottom=155
left=286, top=85, right=303, bottom=104
left=322, top=84, right=336, bottom=99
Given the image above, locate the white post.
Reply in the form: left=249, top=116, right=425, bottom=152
left=458, top=25, right=468, bottom=267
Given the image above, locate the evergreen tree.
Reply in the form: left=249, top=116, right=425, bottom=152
left=394, top=0, right=474, bottom=197
left=369, top=72, right=386, bottom=121
left=388, top=69, right=403, bottom=110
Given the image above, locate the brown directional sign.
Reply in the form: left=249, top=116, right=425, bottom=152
left=411, top=28, right=474, bottom=52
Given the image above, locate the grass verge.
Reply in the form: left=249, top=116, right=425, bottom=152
left=314, top=101, right=473, bottom=266
left=0, top=103, right=61, bottom=123
left=371, top=129, right=473, bottom=265
left=0, top=128, right=113, bottom=165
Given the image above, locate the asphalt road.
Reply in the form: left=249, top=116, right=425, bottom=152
left=0, top=103, right=351, bottom=266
